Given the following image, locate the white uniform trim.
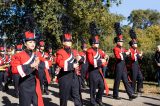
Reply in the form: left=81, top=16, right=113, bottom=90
left=120, top=48, right=124, bottom=60
left=23, top=53, right=34, bottom=65
left=17, top=53, right=35, bottom=78
left=17, top=65, right=26, bottom=78
left=134, top=49, right=137, bottom=61
left=45, top=61, right=49, bottom=69
left=64, top=53, right=73, bottom=71
left=119, top=52, right=124, bottom=60
left=84, top=55, right=86, bottom=64
left=94, top=51, right=100, bottom=68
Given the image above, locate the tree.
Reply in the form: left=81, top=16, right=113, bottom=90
left=0, top=0, right=124, bottom=51
left=34, top=0, right=124, bottom=50
left=128, top=9, right=160, bottom=29
left=34, top=0, right=64, bottom=50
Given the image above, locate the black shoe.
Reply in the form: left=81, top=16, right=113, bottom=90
left=97, top=102, right=105, bottom=106
left=129, top=94, right=137, bottom=101
left=3, top=86, right=9, bottom=92
left=113, top=96, right=121, bottom=100
left=0, top=87, right=2, bottom=91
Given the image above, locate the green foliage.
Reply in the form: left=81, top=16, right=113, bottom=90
left=34, top=0, right=64, bottom=49
left=128, top=9, right=160, bottom=29
left=138, top=25, right=160, bottom=52
left=0, top=0, right=124, bottom=50
left=108, top=24, right=160, bottom=53
left=33, top=0, right=124, bottom=50
left=140, top=52, right=157, bottom=81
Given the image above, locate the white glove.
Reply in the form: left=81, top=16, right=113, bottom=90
left=101, top=59, right=106, bottom=63
left=76, top=55, right=82, bottom=62
left=73, top=63, right=79, bottom=68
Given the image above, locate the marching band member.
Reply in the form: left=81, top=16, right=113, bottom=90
left=56, top=33, right=83, bottom=106
left=87, top=35, right=109, bottom=106
left=11, top=43, right=23, bottom=97
left=113, top=22, right=137, bottom=100
left=0, top=45, right=6, bottom=91
left=36, top=40, right=51, bottom=95
left=128, top=29, right=143, bottom=93
left=11, top=31, right=44, bottom=106
left=3, top=45, right=13, bottom=91
left=87, top=22, right=109, bottom=106
left=46, top=46, right=55, bottom=82
left=79, top=40, right=88, bottom=89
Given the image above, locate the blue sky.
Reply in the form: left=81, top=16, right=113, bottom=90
left=108, top=0, right=160, bottom=25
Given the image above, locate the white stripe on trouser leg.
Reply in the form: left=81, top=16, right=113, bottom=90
left=17, top=65, right=26, bottom=78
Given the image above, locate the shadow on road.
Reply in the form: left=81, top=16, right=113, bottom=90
left=4, top=88, right=17, bottom=98
left=81, top=98, right=90, bottom=106
left=48, top=89, right=59, bottom=98
left=43, top=97, right=59, bottom=106
left=2, top=96, right=19, bottom=106
left=141, top=95, right=160, bottom=101
left=143, top=102, right=160, bottom=106
left=109, top=88, right=126, bottom=93
left=83, top=98, right=112, bottom=106
left=81, top=88, right=90, bottom=94
left=104, top=94, right=129, bottom=101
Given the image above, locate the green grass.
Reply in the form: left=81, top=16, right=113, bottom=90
left=105, top=78, right=160, bottom=95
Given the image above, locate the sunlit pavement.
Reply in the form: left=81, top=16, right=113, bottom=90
left=0, top=83, right=160, bottom=106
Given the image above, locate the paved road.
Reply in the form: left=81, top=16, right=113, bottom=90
left=0, top=83, right=160, bottom=106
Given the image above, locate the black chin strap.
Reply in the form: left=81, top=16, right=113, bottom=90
left=64, top=46, right=71, bottom=54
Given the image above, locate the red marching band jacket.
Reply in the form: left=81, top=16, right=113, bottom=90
left=0, top=54, right=10, bottom=73
left=46, top=53, right=55, bottom=67
left=12, top=51, right=51, bottom=106
left=79, top=51, right=87, bottom=64
left=87, top=48, right=109, bottom=96
left=4, top=55, right=11, bottom=76
left=113, top=46, right=127, bottom=61
left=5, top=54, right=12, bottom=65
left=129, top=47, right=142, bottom=62
left=113, top=46, right=132, bottom=82
left=56, top=49, right=82, bottom=75
left=11, top=54, right=19, bottom=74
left=0, top=55, right=6, bottom=68
left=36, top=51, right=49, bottom=60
